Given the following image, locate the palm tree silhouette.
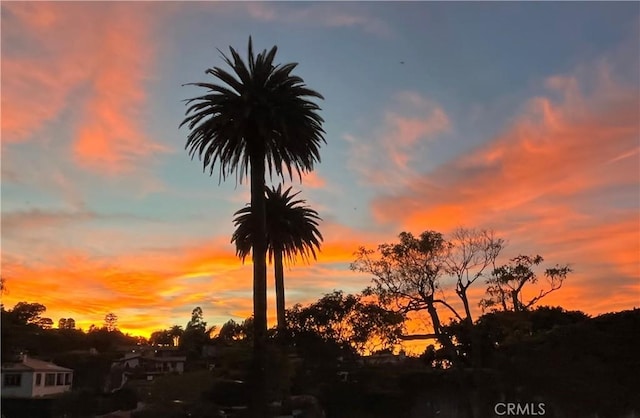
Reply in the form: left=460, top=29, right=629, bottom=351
left=179, top=37, right=325, bottom=415
left=232, top=184, right=323, bottom=335
left=168, top=325, right=183, bottom=347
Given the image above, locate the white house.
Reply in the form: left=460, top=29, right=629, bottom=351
left=109, top=346, right=186, bottom=388
left=1, top=355, right=73, bottom=398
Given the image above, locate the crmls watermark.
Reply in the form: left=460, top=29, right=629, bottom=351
left=494, top=402, right=546, bottom=416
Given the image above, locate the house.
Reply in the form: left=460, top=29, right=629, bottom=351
left=113, top=352, right=185, bottom=374
left=110, top=345, right=186, bottom=386
left=1, top=355, right=73, bottom=398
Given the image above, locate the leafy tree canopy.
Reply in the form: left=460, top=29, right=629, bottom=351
left=286, top=290, right=405, bottom=355
left=480, top=254, right=572, bottom=312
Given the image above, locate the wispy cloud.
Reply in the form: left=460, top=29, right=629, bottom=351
left=1, top=2, right=170, bottom=176
left=369, top=57, right=639, bottom=314
left=0, top=217, right=388, bottom=336
left=244, top=3, right=393, bottom=37
left=1, top=208, right=159, bottom=238
left=2, top=2, right=636, bottom=342
left=1, top=236, right=245, bottom=335
left=344, top=91, right=450, bottom=187
left=71, top=4, right=170, bottom=175
left=299, top=171, right=327, bottom=189
left=2, top=209, right=95, bottom=234
left=372, top=70, right=638, bottom=230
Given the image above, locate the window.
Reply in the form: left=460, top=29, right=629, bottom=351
left=3, top=374, right=22, bottom=387
left=45, top=373, right=55, bottom=386
left=35, top=373, right=42, bottom=386
left=64, top=373, right=71, bottom=385
left=56, top=373, right=64, bottom=386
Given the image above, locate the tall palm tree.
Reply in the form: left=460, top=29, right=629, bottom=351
left=232, top=184, right=323, bottom=334
left=179, top=37, right=325, bottom=416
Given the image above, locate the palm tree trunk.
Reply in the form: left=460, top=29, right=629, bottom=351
left=274, top=250, right=286, bottom=335
left=274, top=250, right=293, bottom=413
left=250, top=150, right=268, bottom=418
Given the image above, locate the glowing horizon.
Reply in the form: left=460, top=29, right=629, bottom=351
left=2, top=2, right=638, bottom=352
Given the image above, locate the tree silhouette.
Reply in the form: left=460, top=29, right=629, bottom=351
left=149, top=329, right=173, bottom=346
left=169, top=325, right=184, bottom=347
left=58, top=318, right=76, bottom=330
left=180, top=36, right=325, bottom=415
left=10, top=302, right=47, bottom=325
left=480, top=254, right=572, bottom=312
left=104, top=313, right=118, bottom=332
left=186, top=307, right=206, bottom=331
left=232, top=184, right=323, bottom=334
left=352, top=232, right=461, bottom=363
left=444, top=228, right=504, bottom=324
left=286, top=290, right=405, bottom=355
left=217, top=319, right=244, bottom=343
left=37, top=318, right=54, bottom=329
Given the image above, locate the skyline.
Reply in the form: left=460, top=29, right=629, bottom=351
left=2, top=2, right=639, bottom=346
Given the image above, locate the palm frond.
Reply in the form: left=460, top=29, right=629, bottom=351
left=180, top=37, right=325, bottom=185
left=231, top=185, right=323, bottom=265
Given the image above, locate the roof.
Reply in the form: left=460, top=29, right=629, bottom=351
left=113, top=355, right=186, bottom=364
left=2, top=357, right=72, bottom=373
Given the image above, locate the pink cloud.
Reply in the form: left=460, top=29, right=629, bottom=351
left=369, top=60, right=639, bottom=316
left=1, top=2, right=169, bottom=175
left=300, top=171, right=327, bottom=189
left=346, top=91, right=450, bottom=186
left=72, top=6, right=170, bottom=175
left=273, top=165, right=329, bottom=190
left=1, top=3, right=100, bottom=141
left=373, top=66, right=638, bottom=227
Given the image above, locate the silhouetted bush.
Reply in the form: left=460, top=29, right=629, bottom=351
left=204, top=379, right=250, bottom=407
left=494, top=309, right=640, bottom=417
left=110, top=386, right=138, bottom=410
left=1, top=398, right=55, bottom=418
left=51, top=389, right=98, bottom=417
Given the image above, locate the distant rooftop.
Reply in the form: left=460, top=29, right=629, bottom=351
left=2, top=355, right=72, bottom=372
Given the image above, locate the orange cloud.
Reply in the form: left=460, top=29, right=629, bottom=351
left=72, top=5, right=170, bottom=175
left=369, top=61, right=639, bottom=317
left=1, top=2, right=169, bottom=175
left=1, top=2, right=97, bottom=141
left=300, top=171, right=327, bottom=189
left=5, top=208, right=630, bottom=345
left=1, top=215, right=392, bottom=338
left=373, top=65, right=638, bottom=225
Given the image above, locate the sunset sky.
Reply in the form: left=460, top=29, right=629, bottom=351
left=2, top=2, right=639, bottom=349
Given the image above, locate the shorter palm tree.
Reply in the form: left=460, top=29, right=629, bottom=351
left=232, top=184, right=323, bottom=334
left=169, top=325, right=184, bottom=347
